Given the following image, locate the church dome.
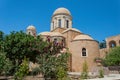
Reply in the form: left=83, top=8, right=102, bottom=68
left=39, top=32, right=51, bottom=36
left=53, top=7, right=71, bottom=16
left=73, top=34, right=94, bottom=40
left=27, top=25, right=36, bottom=30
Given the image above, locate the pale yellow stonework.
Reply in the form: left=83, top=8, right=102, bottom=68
left=26, top=7, right=120, bottom=73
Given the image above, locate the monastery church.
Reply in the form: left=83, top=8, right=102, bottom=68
left=26, top=7, right=120, bottom=73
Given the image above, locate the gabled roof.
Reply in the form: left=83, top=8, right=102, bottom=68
left=62, top=28, right=81, bottom=33
left=38, top=32, right=64, bottom=37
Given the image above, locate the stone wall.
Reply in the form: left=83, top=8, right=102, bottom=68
left=69, top=40, right=99, bottom=72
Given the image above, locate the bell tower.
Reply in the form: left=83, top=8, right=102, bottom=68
left=51, top=7, right=72, bottom=31
left=26, top=25, right=36, bottom=36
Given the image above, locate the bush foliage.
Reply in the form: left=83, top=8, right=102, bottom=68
left=103, top=46, right=120, bottom=66
left=0, top=30, right=70, bottom=80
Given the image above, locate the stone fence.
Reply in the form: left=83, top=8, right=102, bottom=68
left=0, top=76, right=44, bottom=80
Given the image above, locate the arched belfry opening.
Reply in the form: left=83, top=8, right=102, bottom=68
left=51, top=7, right=72, bottom=31
left=66, top=20, right=69, bottom=28
left=58, top=19, right=61, bottom=27
left=109, top=40, right=116, bottom=48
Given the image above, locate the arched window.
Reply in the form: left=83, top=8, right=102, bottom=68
left=58, top=19, right=61, bottom=27
left=28, top=32, right=31, bottom=35
left=61, top=38, right=65, bottom=47
left=54, top=38, right=57, bottom=42
left=109, top=40, right=116, bottom=48
left=53, top=38, right=58, bottom=45
left=82, top=48, right=86, bottom=56
left=66, top=20, right=69, bottom=28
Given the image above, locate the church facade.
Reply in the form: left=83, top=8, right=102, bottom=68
left=26, top=7, right=120, bottom=73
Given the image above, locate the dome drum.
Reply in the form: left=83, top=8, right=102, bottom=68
left=51, top=7, right=72, bottom=31
left=52, top=15, right=72, bottom=21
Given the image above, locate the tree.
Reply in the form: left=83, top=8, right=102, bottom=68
left=35, top=40, right=70, bottom=80
left=1, top=30, right=70, bottom=78
left=0, top=31, right=13, bottom=76
left=103, top=46, right=120, bottom=66
left=99, top=40, right=106, bottom=49
left=0, top=31, right=4, bottom=41
left=3, top=31, right=44, bottom=74
left=0, top=51, right=13, bottom=76
left=0, top=31, right=4, bottom=52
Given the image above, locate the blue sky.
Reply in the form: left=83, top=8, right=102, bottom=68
left=0, top=0, right=120, bottom=42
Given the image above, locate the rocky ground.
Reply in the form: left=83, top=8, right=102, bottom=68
left=0, top=74, right=120, bottom=80
left=87, top=74, right=120, bottom=80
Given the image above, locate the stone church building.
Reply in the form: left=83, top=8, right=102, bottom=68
left=26, top=7, right=120, bottom=73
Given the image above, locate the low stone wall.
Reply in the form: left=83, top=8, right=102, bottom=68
left=0, top=76, right=44, bottom=80
left=0, top=76, right=13, bottom=80
left=103, top=67, right=120, bottom=75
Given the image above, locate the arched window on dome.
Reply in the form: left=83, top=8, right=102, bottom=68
left=82, top=48, right=86, bottom=56
left=66, top=20, right=69, bottom=28
left=109, top=40, right=116, bottom=48
left=58, top=19, right=61, bottom=27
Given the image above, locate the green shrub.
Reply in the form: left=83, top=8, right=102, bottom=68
left=80, top=60, right=88, bottom=79
left=14, top=57, right=29, bottom=80
left=99, top=68, right=104, bottom=78
left=57, top=66, right=67, bottom=80
left=31, top=67, right=41, bottom=76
